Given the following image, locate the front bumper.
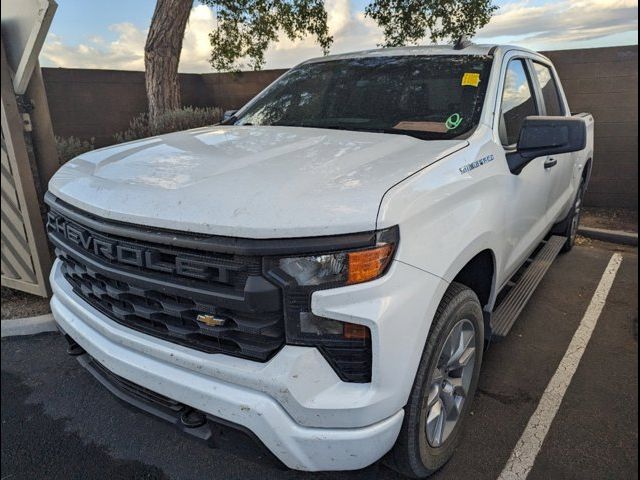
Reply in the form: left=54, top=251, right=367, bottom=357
left=50, top=257, right=447, bottom=471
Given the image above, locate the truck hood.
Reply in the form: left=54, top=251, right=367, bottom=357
left=49, top=125, right=466, bottom=238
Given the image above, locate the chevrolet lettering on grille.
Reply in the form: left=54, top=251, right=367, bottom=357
left=46, top=210, right=241, bottom=283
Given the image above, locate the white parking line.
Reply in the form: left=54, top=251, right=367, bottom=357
left=498, top=252, right=624, bottom=480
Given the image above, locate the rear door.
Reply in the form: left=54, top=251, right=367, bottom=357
left=529, top=60, right=575, bottom=222
left=496, top=55, right=552, bottom=278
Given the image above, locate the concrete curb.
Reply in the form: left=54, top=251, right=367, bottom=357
left=1, top=314, right=58, bottom=338
left=578, top=226, right=638, bottom=246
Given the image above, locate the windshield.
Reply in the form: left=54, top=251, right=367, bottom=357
left=234, top=55, right=493, bottom=140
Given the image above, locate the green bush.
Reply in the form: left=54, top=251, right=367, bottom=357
left=55, top=136, right=95, bottom=164
left=114, top=106, right=224, bottom=143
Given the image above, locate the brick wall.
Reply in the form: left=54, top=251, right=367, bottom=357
left=42, top=45, right=638, bottom=209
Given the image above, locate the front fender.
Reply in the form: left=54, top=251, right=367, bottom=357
left=377, top=133, right=507, bottom=299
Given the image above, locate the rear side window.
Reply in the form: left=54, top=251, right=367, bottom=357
left=533, top=62, right=565, bottom=117
left=499, top=59, right=539, bottom=146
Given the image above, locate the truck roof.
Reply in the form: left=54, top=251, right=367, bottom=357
left=301, top=44, right=541, bottom=64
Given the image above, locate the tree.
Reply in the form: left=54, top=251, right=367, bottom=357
left=202, top=0, right=332, bottom=71
left=145, top=0, right=192, bottom=127
left=365, top=0, right=497, bottom=47
left=204, top=0, right=496, bottom=70
left=144, top=0, right=496, bottom=124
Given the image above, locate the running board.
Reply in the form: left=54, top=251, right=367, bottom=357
left=491, top=236, right=566, bottom=338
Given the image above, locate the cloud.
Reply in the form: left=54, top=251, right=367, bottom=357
left=476, top=0, right=638, bottom=47
left=180, top=5, right=217, bottom=71
left=40, top=0, right=637, bottom=72
left=263, top=0, right=384, bottom=68
left=41, top=4, right=216, bottom=72
left=42, top=23, right=146, bottom=70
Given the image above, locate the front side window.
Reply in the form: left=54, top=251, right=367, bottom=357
left=499, top=59, right=538, bottom=146
left=533, top=62, right=565, bottom=117
left=234, top=55, right=493, bottom=141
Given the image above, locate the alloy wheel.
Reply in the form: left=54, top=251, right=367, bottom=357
left=425, top=319, right=477, bottom=448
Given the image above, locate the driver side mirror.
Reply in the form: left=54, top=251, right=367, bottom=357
left=507, top=116, right=587, bottom=175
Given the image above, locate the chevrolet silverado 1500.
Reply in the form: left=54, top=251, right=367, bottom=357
left=47, top=43, right=593, bottom=477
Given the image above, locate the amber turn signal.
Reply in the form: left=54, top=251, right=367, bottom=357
left=343, top=322, right=370, bottom=340
left=347, top=244, right=394, bottom=285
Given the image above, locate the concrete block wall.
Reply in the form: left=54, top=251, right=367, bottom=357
left=42, top=68, right=286, bottom=147
left=201, top=69, right=287, bottom=111
left=42, top=69, right=210, bottom=146
left=542, top=46, right=638, bottom=209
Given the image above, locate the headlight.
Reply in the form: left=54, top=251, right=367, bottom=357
left=273, top=228, right=397, bottom=288
left=277, top=244, right=394, bottom=286
left=278, top=253, right=347, bottom=286
left=264, top=226, right=398, bottom=383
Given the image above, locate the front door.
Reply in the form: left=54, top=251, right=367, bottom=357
left=497, top=56, right=552, bottom=279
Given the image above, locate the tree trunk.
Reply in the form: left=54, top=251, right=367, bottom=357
left=145, top=0, right=192, bottom=127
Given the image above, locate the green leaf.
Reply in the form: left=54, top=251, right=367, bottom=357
left=202, top=0, right=333, bottom=71
left=365, top=0, right=498, bottom=46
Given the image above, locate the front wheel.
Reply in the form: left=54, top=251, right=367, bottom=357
left=385, top=282, right=484, bottom=478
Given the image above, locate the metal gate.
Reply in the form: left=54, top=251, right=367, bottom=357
left=1, top=39, right=52, bottom=296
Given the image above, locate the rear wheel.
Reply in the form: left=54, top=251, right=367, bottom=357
left=557, top=180, right=585, bottom=253
left=386, top=282, right=484, bottom=478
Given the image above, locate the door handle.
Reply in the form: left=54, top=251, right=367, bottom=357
left=544, top=158, right=558, bottom=169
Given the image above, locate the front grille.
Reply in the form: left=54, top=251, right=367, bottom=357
left=46, top=194, right=376, bottom=383
left=47, top=203, right=284, bottom=362
left=319, top=342, right=372, bottom=383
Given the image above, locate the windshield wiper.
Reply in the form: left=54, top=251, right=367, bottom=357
left=267, top=122, right=446, bottom=141
left=303, top=124, right=443, bottom=141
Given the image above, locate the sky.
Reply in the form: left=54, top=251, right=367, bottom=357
left=40, top=0, right=639, bottom=72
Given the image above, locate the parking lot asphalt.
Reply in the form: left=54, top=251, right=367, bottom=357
left=2, top=242, right=638, bottom=480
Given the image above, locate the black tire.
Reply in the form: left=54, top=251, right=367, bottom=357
left=554, top=180, right=585, bottom=253
left=385, top=282, right=484, bottom=478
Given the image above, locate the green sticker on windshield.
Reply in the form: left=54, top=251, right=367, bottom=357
left=445, top=113, right=463, bottom=130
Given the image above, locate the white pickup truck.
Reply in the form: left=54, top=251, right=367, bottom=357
left=46, top=43, right=593, bottom=477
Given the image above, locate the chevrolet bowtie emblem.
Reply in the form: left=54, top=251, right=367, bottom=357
left=196, top=314, right=226, bottom=327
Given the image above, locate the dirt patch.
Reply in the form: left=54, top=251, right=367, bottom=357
left=575, top=235, right=638, bottom=254
left=1, top=287, right=51, bottom=320
left=581, top=208, right=638, bottom=233
left=575, top=235, right=593, bottom=247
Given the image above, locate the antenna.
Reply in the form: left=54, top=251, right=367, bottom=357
left=453, top=35, right=473, bottom=50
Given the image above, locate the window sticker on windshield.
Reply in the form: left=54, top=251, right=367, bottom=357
left=445, top=113, right=463, bottom=130
left=393, top=121, right=448, bottom=133
left=461, top=72, right=481, bottom=87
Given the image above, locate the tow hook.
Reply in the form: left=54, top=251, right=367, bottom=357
left=180, top=408, right=207, bottom=428
left=64, top=335, right=85, bottom=356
